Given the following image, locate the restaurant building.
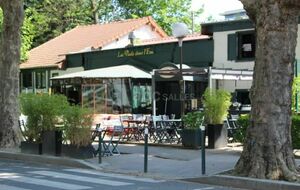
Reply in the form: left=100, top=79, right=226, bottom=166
left=51, top=34, right=214, bottom=117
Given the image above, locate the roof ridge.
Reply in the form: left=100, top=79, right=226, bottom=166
left=92, top=16, right=167, bottom=48
left=27, top=17, right=151, bottom=53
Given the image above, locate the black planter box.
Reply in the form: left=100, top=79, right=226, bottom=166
left=181, top=128, right=201, bottom=149
left=20, top=141, right=42, bottom=155
left=62, top=144, right=95, bottom=159
left=42, top=130, right=62, bottom=156
left=207, top=124, right=227, bottom=149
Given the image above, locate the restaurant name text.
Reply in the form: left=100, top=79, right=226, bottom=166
left=117, top=48, right=154, bottom=58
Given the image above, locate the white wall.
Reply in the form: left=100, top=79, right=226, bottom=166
left=212, top=29, right=254, bottom=93
left=295, top=27, right=300, bottom=60
left=102, top=25, right=161, bottom=50
left=218, top=80, right=252, bottom=92
left=213, top=29, right=254, bottom=70
left=214, top=24, right=300, bottom=69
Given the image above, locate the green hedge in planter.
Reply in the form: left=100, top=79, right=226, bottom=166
left=62, top=106, right=93, bottom=147
left=291, top=115, right=300, bottom=149
left=233, top=114, right=300, bottom=149
left=181, top=111, right=204, bottom=149
left=232, top=114, right=250, bottom=143
left=19, top=93, right=69, bottom=142
left=182, top=111, right=204, bottom=129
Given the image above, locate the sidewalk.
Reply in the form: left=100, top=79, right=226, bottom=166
left=0, top=143, right=242, bottom=179
left=1, top=143, right=300, bottom=190
left=86, top=143, right=241, bottom=179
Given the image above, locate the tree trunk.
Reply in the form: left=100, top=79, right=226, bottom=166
left=235, top=0, right=300, bottom=181
left=91, top=0, right=99, bottom=24
left=0, top=0, right=24, bottom=148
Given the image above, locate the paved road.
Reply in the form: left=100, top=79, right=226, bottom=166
left=0, top=160, right=246, bottom=190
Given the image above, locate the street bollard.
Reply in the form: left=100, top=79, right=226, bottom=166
left=200, top=125, right=206, bottom=175
left=144, top=127, right=149, bottom=173
left=98, top=127, right=102, bottom=164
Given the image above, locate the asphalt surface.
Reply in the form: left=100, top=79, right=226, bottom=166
left=0, top=159, right=247, bottom=190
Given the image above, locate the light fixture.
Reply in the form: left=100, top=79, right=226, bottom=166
left=171, top=23, right=190, bottom=47
left=128, top=31, right=136, bottom=46
left=171, top=22, right=189, bottom=118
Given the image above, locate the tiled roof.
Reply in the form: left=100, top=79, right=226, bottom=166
left=140, top=33, right=211, bottom=45
left=20, top=16, right=168, bottom=69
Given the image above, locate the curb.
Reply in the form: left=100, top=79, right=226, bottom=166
left=0, top=151, right=96, bottom=169
left=184, top=175, right=300, bottom=190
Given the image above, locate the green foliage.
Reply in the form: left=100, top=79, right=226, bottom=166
left=0, top=8, right=33, bottom=62
left=19, top=93, right=69, bottom=142
left=182, top=111, right=204, bottom=129
left=24, top=0, right=93, bottom=48
left=107, top=0, right=203, bottom=34
left=291, top=114, right=300, bottom=149
left=232, top=114, right=300, bottom=149
left=62, top=106, right=93, bottom=147
left=202, top=88, right=232, bottom=124
left=21, top=9, right=35, bottom=61
left=232, top=114, right=250, bottom=143
left=292, top=76, right=300, bottom=112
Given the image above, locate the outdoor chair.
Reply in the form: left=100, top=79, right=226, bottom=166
left=151, top=115, right=169, bottom=143
left=18, top=115, right=28, bottom=141
left=91, top=123, right=101, bottom=142
left=226, top=114, right=239, bottom=140
left=131, top=114, right=146, bottom=141
left=119, top=115, right=133, bottom=141
left=102, top=125, right=124, bottom=156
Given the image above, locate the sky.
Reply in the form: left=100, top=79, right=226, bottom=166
left=191, top=0, right=244, bottom=22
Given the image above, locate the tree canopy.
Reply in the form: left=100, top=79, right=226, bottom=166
left=113, top=0, right=202, bottom=34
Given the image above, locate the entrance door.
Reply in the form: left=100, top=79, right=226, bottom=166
left=155, top=81, right=181, bottom=118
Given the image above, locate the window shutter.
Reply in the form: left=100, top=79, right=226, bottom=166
left=227, top=34, right=237, bottom=60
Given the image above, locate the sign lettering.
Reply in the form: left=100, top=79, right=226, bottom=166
left=117, top=48, right=154, bottom=58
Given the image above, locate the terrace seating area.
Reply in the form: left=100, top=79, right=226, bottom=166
left=18, top=112, right=242, bottom=158
left=89, top=114, right=185, bottom=156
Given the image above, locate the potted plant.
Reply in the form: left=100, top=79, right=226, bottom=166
left=19, top=93, right=43, bottom=154
left=19, top=93, right=68, bottom=155
left=61, top=106, right=95, bottom=159
left=202, top=88, right=231, bottom=149
left=181, top=111, right=204, bottom=149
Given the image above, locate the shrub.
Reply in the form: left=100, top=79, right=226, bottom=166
left=182, top=111, right=204, bottom=129
left=202, top=88, right=231, bottom=124
left=233, top=114, right=250, bottom=143
left=19, top=93, right=69, bottom=142
left=291, top=114, right=300, bottom=149
left=232, top=114, right=300, bottom=149
left=62, top=106, right=93, bottom=147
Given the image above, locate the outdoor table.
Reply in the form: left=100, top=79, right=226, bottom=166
left=122, top=119, right=148, bottom=141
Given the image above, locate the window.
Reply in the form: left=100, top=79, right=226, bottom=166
left=227, top=30, right=255, bottom=61
left=238, top=31, right=256, bottom=59
left=36, top=71, right=46, bottom=89
left=22, top=72, right=32, bottom=88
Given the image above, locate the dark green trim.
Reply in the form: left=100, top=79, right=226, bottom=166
left=201, top=17, right=300, bottom=34
left=227, top=33, right=237, bottom=60
left=201, top=19, right=254, bottom=35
